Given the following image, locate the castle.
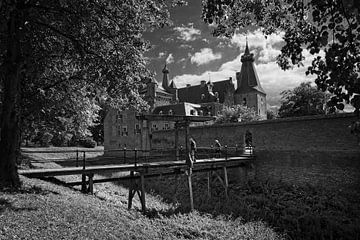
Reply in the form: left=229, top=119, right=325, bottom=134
left=104, top=42, right=266, bottom=150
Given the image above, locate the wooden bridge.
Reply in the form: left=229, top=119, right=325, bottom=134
left=19, top=146, right=254, bottom=212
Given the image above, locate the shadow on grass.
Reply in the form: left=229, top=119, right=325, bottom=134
left=0, top=198, right=38, bottom=214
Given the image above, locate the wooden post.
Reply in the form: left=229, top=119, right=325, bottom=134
left=223, top=167, right=229, bottom=199
left=187, top=169, right=194, bottom=211
left=207, top=171, right=211, bottom=199
left=128, top=171, right=134, bottom=209
left=88, top=173, right=94, bottom=194
left=175, top=123, right=179, bottom=160
left=81, top=151, right=86, bottom=193
left=185, top=122, right=189, bottom=157
left=76, top=149, right=79, bottom=167
left=140, top=173, right=146, bottom=213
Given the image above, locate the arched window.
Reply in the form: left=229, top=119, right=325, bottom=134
left=168, top=109, right=173, bottom=115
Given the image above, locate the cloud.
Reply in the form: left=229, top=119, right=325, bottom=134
left=158, top=52, right=166, bottom=59
left=173, top=23, right=201, bottom=41
left=231, top=29, right=284, bottom=63
left=190, top=48, right=222, bottom=66
left=166, top=53, right=174, bottom=64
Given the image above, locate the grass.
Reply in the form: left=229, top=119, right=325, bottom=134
left=145, top=173, right=360, bottom=240
left=12, top=147, right=360, bottom=239
left=1, top=149, right=284, bottom=240
left=0, top=176, right=283, bottom=240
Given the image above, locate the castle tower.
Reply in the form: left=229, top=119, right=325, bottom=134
left=162, top=64, right=170, bottom=91
left=234, top=40, right=267, bottom=118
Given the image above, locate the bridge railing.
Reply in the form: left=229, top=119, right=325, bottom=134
left=21, top=144, right=254, bottom=169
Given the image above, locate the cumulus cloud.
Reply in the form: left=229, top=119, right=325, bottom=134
left=173, top=23, right=201, bottom=41
left=190, top=48, right=222, bottom=66
left=166, top=53, right=174, bottom=64
left=158, top=52, right=166, bottom=59
left=231, top=29, right=284, bottom=63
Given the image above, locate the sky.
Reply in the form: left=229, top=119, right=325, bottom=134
left=143, top=1, right=318, bottom=109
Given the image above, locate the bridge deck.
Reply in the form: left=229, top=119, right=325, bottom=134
left=19, top=155, right=253, bottom=178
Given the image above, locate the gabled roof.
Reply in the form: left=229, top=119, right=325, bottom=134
left=169, top=80, right=177, bottom=89
left=177, top=79, right=234, bottom=103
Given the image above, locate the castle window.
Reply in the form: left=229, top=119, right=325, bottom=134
left=116, top=114, right=123, bottom=123
left=117, top=126, right=121, bottom=136
left=122, top=126, right=128, bottom=136
left=135, top=124, right=141, bottom=134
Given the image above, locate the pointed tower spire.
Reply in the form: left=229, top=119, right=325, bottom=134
left=244, top=36, right=250, bottom=55
left=236, top=41, right=265, bottom=94
left=162, top=64, right=170, bottom=91
left=241, top=36, right=254, bottom=62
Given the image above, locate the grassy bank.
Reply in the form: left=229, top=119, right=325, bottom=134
left=145, top=173, right=360, bottom=240
left=0, top=176, right=283, bottom=240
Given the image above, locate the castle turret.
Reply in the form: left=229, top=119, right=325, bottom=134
left=162, top=64, right=170, bottom=91
left=235, top=40, right=267, bottom=118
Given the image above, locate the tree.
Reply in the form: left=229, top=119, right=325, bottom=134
left=0, top=0, right=174, bottom=188
left=202, top=0, right=360, bottom=114
left=278, top=82, right=328, bottom=118
left=266, top=109, right=278, bottom=120
left=215, top=105, right=260, bottom=124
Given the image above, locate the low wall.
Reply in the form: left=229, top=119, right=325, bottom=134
left=151, top=113, right=360, bottom=192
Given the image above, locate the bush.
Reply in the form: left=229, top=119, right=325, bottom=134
left=79, top=138, right=96, bottom=148
left=40, top=132, right=53, bottom=147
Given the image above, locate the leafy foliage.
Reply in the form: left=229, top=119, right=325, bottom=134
left=0, top=0, right=176, bottom=187
left=278, top=82, right=328, bottom=118
left=202, top=0, right=360, bottom=113
left=215, top=105, right=260, bottom=124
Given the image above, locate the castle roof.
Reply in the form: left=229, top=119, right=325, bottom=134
left=152, top=102, right=201, bottom=116
left=178, top=78, right=234, bottom=104
left=236, top=42, right=266, bottom=95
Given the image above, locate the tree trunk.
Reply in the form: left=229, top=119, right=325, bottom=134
left=0, top=2, right=24, bottom=189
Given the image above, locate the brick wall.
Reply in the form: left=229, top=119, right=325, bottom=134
left=151, top=113, right=360, bottom=191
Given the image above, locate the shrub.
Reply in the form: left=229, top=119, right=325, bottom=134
left=40, top=132, right=53, bottom=147
left=79, top=138, right=96, bottom=148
